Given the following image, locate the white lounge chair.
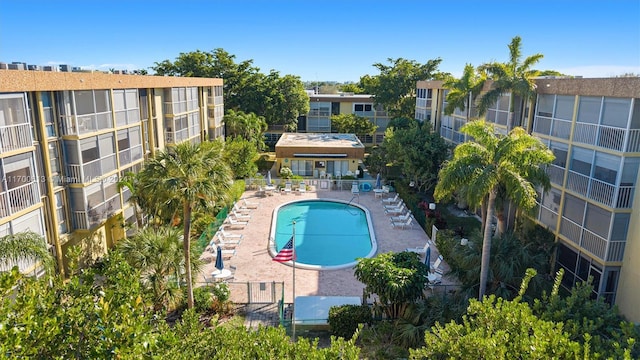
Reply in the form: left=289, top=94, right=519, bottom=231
left=242, top=199, right=259, bottom=209
left=430, top=255, right=444, bottom=274
left=283, top=182, right=292, bottom=194
left=224, top=217, right=248, bottom=228
left=211, top=233, right=240, bottom=248
left=232, top=203, right=252, bottom=214
left=351, top=181, right=359, bottom=195
left=232, top=210, right=251, bottom=220
left=218, top=227, right=243, bottom=239
left=256, top=186, right=266, bottom=197
left=385, top=203, right=407, bottom=216
left=390, top=210, right=412, bottom=222
left=391, top=216, right=413, bottom=229
left=406, top=240, right=430, bottom=254
left=209, top=246, right=236, bottom=258
left=297, top=181, right=306, bottom=194
left=382, top=193, right=399, bottom=204
left=383, top=200, right=404, bottom=210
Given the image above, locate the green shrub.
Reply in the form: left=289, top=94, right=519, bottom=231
left=193, top=286, right=213, bottom=313
left=211, top=282, right=230, bottom=302
left=279, top=166, right=293, bottom=179
left=328, top=304, right=372, bottom=339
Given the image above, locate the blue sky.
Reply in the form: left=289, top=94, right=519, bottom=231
left=1, top=1, right=639, bottom=82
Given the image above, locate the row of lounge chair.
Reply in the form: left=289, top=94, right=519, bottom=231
left=381, top=193, right=413, bottom=229
left=204, top=198, right=261, bottom=282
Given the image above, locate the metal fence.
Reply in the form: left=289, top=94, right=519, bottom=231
left=226, top=281, right=285, bottom=304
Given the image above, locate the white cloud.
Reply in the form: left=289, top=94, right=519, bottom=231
left=555, top=65, right=640, bottom=78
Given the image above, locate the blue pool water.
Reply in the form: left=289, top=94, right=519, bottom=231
left=271, top=199, right=377, bottom=270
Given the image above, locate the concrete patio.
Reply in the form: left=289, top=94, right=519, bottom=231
left=199, top=187, right=453, bottom=303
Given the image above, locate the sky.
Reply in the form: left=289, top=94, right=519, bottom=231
left=1, top=1, right=639, bottom=82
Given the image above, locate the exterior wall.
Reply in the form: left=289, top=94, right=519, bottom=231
left=0, top=70, right=223, bottom=276
left=266, top=93, right=391, bottom=147
left=616, top=185, right=640, bottom=322
left=274, top=133, right=365, bottom=178
left=417, top=76, right=640, bottom=322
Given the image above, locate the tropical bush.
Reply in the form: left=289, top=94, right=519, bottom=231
left=328, top=304, right=372, bottom=339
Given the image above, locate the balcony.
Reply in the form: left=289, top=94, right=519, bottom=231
left=118, top=145, right=143, bottom=167
left=353, top=110, right=374, bottom=118
left=0, top=123, right=33, bottom=152
left=62, top=113, right=113, bottom=136
left=581, top=228, right=606, bottom=260
left=566, top=170, right=634, bottom=208
left=66, top=155, right=117, bottom=184
left=72, top=194, right=121, bottom=230
left=546, top=164, right=565, bottom=186
left=0, top=182, right=39, bottom=217
left=165, top=128, right=189, bottom=144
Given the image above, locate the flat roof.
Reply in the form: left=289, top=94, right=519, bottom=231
left=309, top=94, right=374, bottom=102
left=0, top=69, right=222, bottom=92
left=275, top=133, right=365, bottom=149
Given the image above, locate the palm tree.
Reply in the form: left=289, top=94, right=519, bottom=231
left=478, top=36, right=543, bottom=130
left=0, top=231, right=55, bottom=276
left=137, top=140, right=232, bottom=309
left=443, top=63, right=486, bottom=124
left=117, top=225, right=201, bottom=311
left=434, top=120, right=554, bottom=299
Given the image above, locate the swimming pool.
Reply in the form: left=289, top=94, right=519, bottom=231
left=269, top=199, right=377, bottom=270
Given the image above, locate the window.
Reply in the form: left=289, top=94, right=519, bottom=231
left=584, top=203, right=611, bottom=238
left=563, top=193, right=585, bottom=224
left=354, top=104, right=372, bottom=112
left=610, top=213, right=630, bottom=241
left=570, top=146, right=593, bottom=176
left=0, top=94, right=28, bottom=126
left=41, top=92, right=56, bottom=137
left=555, top=95, right=574, bottom=120
left=551, top=141, right=568, bottom=167
left=601, top=97, right=631, bottom=128
left=536, top=94, right=554, bottom=117
left=55, top=191, right=68, bottom=234
left=577, top=96, right=601, bottom=124
left=593, top=152, right=619, bottom=184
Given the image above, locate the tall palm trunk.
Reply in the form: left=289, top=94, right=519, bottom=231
left=183, top=202, right=194, bottom=309
left=480, top=197, right=488, bottom=234
left=479, top=188, right=497, bottom=299
left=507, top=93, right=516, bottom=131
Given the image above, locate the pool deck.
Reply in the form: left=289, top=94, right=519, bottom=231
left=199, top=188, right=453, bottom=303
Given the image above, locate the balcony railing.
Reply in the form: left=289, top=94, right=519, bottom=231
left=566, top=171, right=589, bottom=197
left=626, top=129, right=640, bottom=152
left=607, top=241, right=626, bottom=262
left=66, top=155, right=117, bottom=184
left=559, top=218, right=581, bottom=246
left=566, top=170, right=634, bottom=208
left=72, top=194, right=122, bottom=230
left=0, top=123, right=33, bottom=152
left=598, top=126, right=625, bottom=151
left=581, top=228, right=606, bottom=260
left=6, top=182, right=39, bottom=214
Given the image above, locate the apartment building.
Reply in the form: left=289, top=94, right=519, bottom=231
left=416, top=76, right=640, bottom=322
left=0, top=68, right=223, bottom=275
left=265, top=93, right=391, bottom=147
